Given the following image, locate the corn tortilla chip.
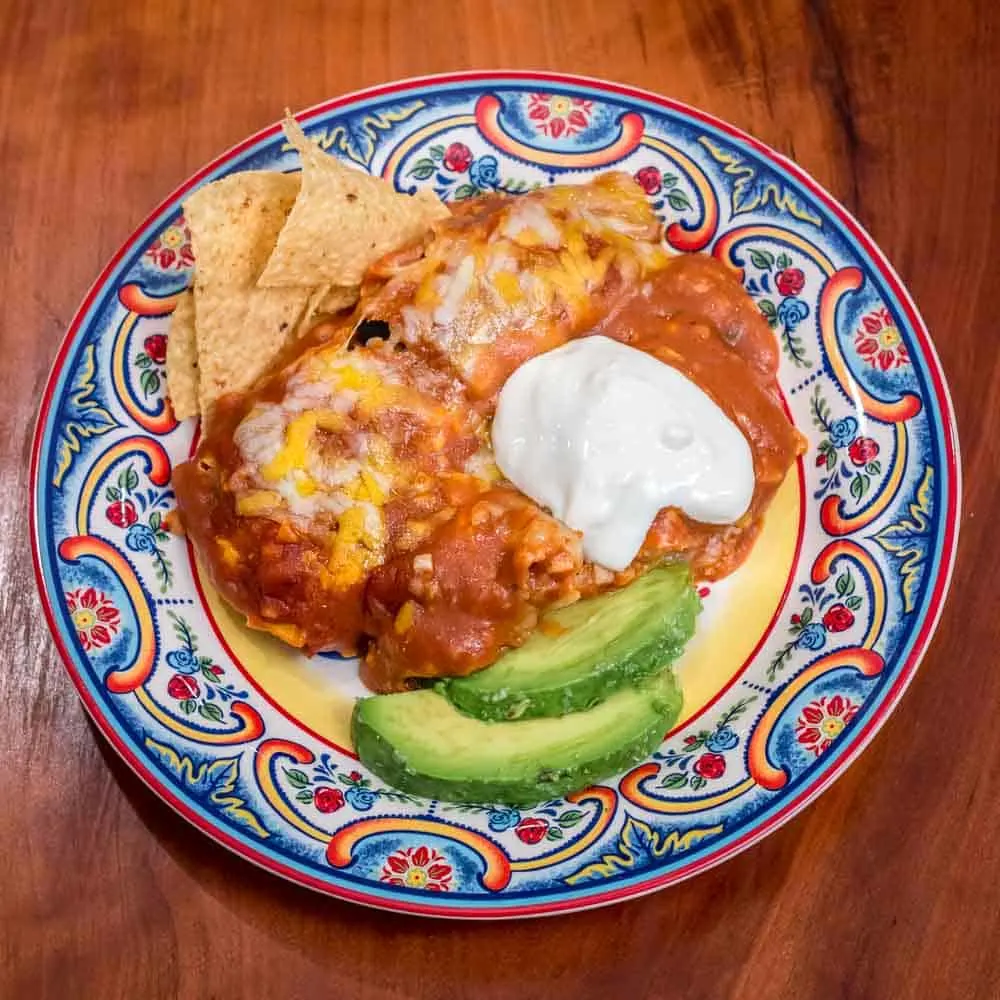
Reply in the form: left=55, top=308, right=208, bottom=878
left=314, top=284, right=360, bottom=315
left=184, top=170, right=339, bottom=419
left=192, top=284, right=322, bottom=416
left=184, top=171, right=300, bottom=287
left=190, top=285, right=355, bottom=421
left=165, top=288, right=199, bottom=420
left=257, top=118, right=449, bottom=288
left=183, top=173, right=301, bottom=416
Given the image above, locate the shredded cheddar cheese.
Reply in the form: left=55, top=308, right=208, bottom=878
left=334, top=365, right=383, bottom=393
left=325, top=505, right=384, bottom=589
left=276, top=522, right=298, bottom=543
left=294, top=473, right=317, bottom=497
left=236, top=490, right=283, bottom=517
left=366, top=435, right=393, bottom=470
left=539, top=618, right=570, bottom=638
left=414, top=276, right=442, bottom=309
left=394, top=600, right=417, bottom=634
left=216, top=537, right=241, bottom=567
left=492, top=270, right=522, bottom=305
left=359, top=468, right=386, bottom=504
left=313, top=409, right=346, bottom=432
left=262, top=411, right=318, bottom=481
left=259, top=622, right=306, bottom=647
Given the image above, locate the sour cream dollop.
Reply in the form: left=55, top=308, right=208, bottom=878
left=491, top=336, right=755, bottom=571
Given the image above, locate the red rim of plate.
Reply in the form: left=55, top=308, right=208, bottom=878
left=29, top=71, right=961, bottom=919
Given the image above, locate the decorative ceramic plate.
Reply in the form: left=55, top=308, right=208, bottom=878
left=31, top=72, right=960, bottom=918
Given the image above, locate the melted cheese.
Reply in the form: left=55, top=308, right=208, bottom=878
left=326, top=504, right=384, bottom=588
left=498, top=199, right=561, bottom=247
left=236, top=490, right=283, bottom=517
left=262, top=412, right=318, bottom=482
left=367, top=181, right=669, bottom=392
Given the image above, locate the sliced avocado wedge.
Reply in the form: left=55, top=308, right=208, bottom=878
left=441, top=563, right=699, bottom=721
left=352, top=668, right=682, bottom=807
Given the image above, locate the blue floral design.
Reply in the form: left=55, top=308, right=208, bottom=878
left=828, top=416, right=859, bottom=448
left=165, top=648, right=199, bottom=675
left=777, top=296, right=810, bottom=331
left=125, top=522, right=158, bottom=554
left=469, top=155, right=500, bottom=190
left=706, top=726, right=739, bottom=753
left=345, top=787, right=377, bottom=811
left=796, top=623, right=827, bottom=651
left=488, top=807, right=522, bottom=832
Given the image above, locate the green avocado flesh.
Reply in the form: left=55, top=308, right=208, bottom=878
left=441, top=562, right=700, bottom=721
left=352, top=668, right=682, bottom=807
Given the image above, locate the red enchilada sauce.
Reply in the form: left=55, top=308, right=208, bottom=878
left=173, top=202, right=802, bottom=690
left=361, top=255, right=804, bottom=690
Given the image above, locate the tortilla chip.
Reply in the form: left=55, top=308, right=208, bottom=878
left=165, top=288, right=199, bottom=419
left=314, top=284, right=360, bottom=315
left=257, top=117, right=449, bottom=288
left=184, top=171, right=300, bottom=287
left=184, top=170, right=321, bottom=417
left=190, top=285, right=353, bottom=419
left=192, top=284, right=321, bottom=413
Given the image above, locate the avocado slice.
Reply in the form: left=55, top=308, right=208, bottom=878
left=441, top=563, right=699, bottom=721
left=352, top=668, right=681, bottom=807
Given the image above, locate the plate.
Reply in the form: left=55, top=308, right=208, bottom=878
left=30, top=72, right=960, bottom=918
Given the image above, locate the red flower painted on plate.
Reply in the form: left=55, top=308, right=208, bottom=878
left=443, top=142, right=473, bottom=173
left=167, top=674, right=199, bottom=700
left=634, top=166, right=662, bottom=195
left=106, top=499, right=138, bottom=528
left=514, top=817, right=549, bottom=844
left=144, top=219, right=195, bottom=272
left=314, top=787, right=345, bottom=813
left=854, top=306, right=910, bottom=370
left=65, top=587, right=120, bottom=651
left=380, top=845, right=453, bottom=891
left=775, top=267, right=805, bottom=297
left=693, top=752, right=726, bottom=779
left=795, top=694, right=859, bottom=756
left=822, top=604, right=855, bottom=633
left=848, top=437, right=879, bottom=466
left=348, top=770, right=362, bottom=782
left=526, top=93, right=593, bottom=139
left=143, top=334, right=167, bottom=364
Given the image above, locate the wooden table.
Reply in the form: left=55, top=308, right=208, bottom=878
left=2, top=1, right=997, bottom=996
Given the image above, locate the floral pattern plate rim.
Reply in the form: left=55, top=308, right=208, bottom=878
left=30, top=72, right=960, bottom=918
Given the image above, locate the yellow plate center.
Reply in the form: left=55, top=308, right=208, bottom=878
left=198, top=469, right=802, bottom=748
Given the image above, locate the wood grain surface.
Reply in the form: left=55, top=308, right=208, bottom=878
left=1, top=1, right=998, bottom=997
